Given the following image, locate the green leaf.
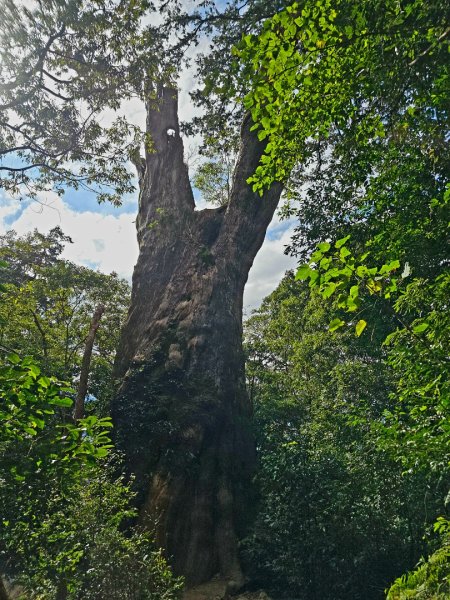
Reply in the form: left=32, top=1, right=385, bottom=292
left=32, top=417, right=45, bottom=429
left=296, top=264, right=312, bottom=280
left=379, top=260, right=400, bottom=275
left=329, top=318, right=345, bottom=332
left=322, top=282, right=337, bottom=298
left=335, top=235, right=350, bottom=248
left=413, top=322, right=429, bottom=334
left=340, top=246, right=351, bottom=260
left=311, top=249, right=324, bottom=262
left=97, top=417, right=114, bottom=428
left=28, top=364, right=41, bottom=378
left=319, top=256, right=331, bottom=270
left=50, top=396, right=73, bottom=408
left=355, top=319, right=367, bottom=337
left=257, top=129, right=269, bottom=141
left=356, top=265, right=368, bottom=277
left=308, top=270, right=319, bottom=287
left=243, top=34, right=254, bottom=47
left=346, top=297, right=358, bottom=312
left=38, top=376, right=51, bottom=388
left=23, top=427, right=37, bottom=436
left=95, top=447, right=109, bottom=458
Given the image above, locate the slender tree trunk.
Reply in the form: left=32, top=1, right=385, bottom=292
left=55, top=579, right=68, bottom=600
left=73, top=304, right=105, bottom=420
left=112, top=85, right=282, bottom=587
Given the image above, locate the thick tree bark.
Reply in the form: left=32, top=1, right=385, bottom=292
left=111, top=85, right=282, bottom=587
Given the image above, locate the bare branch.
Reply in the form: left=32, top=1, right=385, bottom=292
left=73, top=304, right=105, bottom=421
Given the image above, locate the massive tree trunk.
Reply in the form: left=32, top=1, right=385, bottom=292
left=111, top=85, right=282, bottom=587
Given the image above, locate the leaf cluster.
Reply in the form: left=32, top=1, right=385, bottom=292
left=0, top=0, right=163, bottom=204
left=243, top=273, right=447, bottom=599
left=237, top=0, right=448, bottom=195
left=0, top=228, right=131, bottom=406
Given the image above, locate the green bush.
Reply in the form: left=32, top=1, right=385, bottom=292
left=387, top=527, right=450, bottom=599
left=0, top=354, right=182, bottom=599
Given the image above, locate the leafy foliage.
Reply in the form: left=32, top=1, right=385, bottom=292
left=0, top=228, right=130, bottom=408
left=295, top=235, right=402, bottom=333
left=0, top=353, right=111, bottom=579
left=0, top=232, right=181, bottom=598
left=8, top=464, right=183, bottom=599
left=236, top=0, right=448, bottom=195
left=192, top=154, right=235, bottom=206
left=387, top=520, right=450, bottom=599
left=381, top=274, right=450, bottom=473
left=243, top=274, right=448, bottom=599
left=0, top=352, right=112, bottom=465
left=0, top=0, right=163, bottom=204
left=294, top=237, right=449, bottom=476
left=235, top=1, right=449, bottom=596
left=0, top=351, right=181, bottom=599
left=1, top=0, right=448, bottom=596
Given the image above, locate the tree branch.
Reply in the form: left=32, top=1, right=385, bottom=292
left=73, top=304, right=105, bottom=421
left=409, top=27, right=450, bottom=67
left=30, top=310, right=49, bottom=361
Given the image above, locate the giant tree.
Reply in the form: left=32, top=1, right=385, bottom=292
left=111, top=85, right=282, bottom=587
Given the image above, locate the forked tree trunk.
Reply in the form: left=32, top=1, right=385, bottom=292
left=111, top=86, right=282, bottom=587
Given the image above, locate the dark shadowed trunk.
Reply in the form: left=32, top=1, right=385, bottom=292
left=111, top=85, right=282, bottom=587
left=0, top=577, right=9, bottom=600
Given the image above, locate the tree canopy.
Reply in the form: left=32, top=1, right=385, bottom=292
left=244, top=273, right=447, bottom=599
left=236, top=1, right=449, bottom=596
left=0, top=0, right=162, bottom=204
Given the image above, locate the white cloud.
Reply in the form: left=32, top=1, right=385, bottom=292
left=0, top=191, right=297, bottom=309
left=0, top=193, right=19, bottom=223
left=0, top=192, right=138, bottom=280
left=244, top=217, right=297, bottom=312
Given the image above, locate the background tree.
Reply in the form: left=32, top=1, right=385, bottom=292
left=237, top=0, right=449, bottom=594
left=0, top=228, right=130, bottom=410
left=192, top=152, right=236, bottom=207
left=243, top=274, right=447, bottom=599
left=0, top=265, right=180, bottom=598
